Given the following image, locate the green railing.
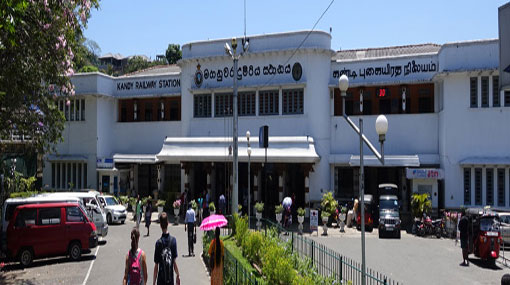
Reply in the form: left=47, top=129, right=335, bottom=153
left=223, top=247, right=260, bottom=285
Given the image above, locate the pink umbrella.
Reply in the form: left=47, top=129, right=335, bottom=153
left=200, top=214, right=228, bottom=231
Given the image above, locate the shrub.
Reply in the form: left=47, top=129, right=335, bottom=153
left=9, top=191, right=40, bottom=198
left=321, top=211, right=330, bottom=220
left=255, top=202, right=264, bottom=213
left=238, top=204, right=242, bottom=212
left=119, top=195, right=129, bottom=205
left=156, top=199, right=165, bottom=207
left=190, top=199, right=198, bottom=211
left=320, top=192, right=338, bottom=216
left=411, top=193, right=431, bottom=218
left=142, top=195, right=152, bottom=205
left=209, top=202, right=215, bottom=212
left=234, top=215, right=248, bottom=247
left=297, top=207, right=305, bottom=216
left=275, top=204, right=283, bottom=214
left=242, top=231, right=264, bottom=266
left=261, top=242, right=296, bottom=284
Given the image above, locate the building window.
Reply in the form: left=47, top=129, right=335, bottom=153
left=169, top=99, right=180, bottom=121
left=498, top=168, right=506, bottom=206
left=64, top=100, right=69, bottom=120
left=83, top=163, right=87, bottom=188
left=157, top=101, right=165, bottom=121
left=464, top=168, right=471, bottom=205
left=51, top=163, right=55, bottom=188
left=70, top=100, right=75, bottom=121
left=282, top=89, right=304, bottom=115
left=493, top=76, right=500, bottom=107
left=59, top=99, right=84, bottom=121
left=239, top=92, right=256, bottom=116
left=486, top=168, right=494, bottom=206
left=259, top=90, right=279, bottom=115
left=215, top=93, right=233, bottom=117
left=470, top=77, right=478, bottom=108
left=481, top=76, right=489, bottom=107
left=144, top=102, right=153, bottom=121
left=81, top=99, right=85, bottom=121
left=194, top=94, right=211, bottom=118
left=505, top=91, right=510, bottom=107
left=133, top=100, right=138, bottom=121
left=67, top=163, right=71, bottom=189
left=78, top=163, right=82, bottom=189
left=61, top=163, right=66, bottom=189
left=475, top=168, right=482, bottom=205
left=121, top=101, right=127, bottom=122
left=56, top=163, right=61, bottom=189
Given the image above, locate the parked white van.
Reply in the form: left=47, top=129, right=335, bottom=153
left=37, top=192, right=108, bottom=237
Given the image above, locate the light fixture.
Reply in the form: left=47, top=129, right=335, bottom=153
left=375, top=115, right=388, bottom=142
left=338, top=74, right=349, bottom=95
left=246, top=130, right=250, bottom=140
left=224, top=42, right=232, bottom=56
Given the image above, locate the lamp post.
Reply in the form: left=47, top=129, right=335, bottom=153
left=246, top=131, right=251, bottom=229
left=338, top=74, right=388, bottom=285
left=225, top=37, right=249, bottom=214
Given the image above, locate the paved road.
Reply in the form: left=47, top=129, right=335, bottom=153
left=305, top=227, right=510, bottom=285
left=0, top=212, right=209, bottom=285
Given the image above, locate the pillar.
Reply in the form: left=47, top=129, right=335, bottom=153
left=278, top=175, right=284, bottom=202
left=157, top=164, right=162, bottom=199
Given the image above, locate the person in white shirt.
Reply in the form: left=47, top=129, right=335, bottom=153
left=184, top=203, right=196, bottom=256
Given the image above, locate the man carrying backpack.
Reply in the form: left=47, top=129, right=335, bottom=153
left=153, top=212, right=180, bottom=285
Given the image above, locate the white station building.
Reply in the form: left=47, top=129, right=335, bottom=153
left=42, top=24, right=510, bottom=219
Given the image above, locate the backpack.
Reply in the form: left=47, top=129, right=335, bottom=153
left=160, top=235, right=176, bottom=284
left=128, top=249, right=142, bottom=285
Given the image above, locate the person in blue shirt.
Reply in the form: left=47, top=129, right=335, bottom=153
left=184, top=203, right=196, bottom=256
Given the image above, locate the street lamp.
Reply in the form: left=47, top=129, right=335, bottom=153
left=246, top=130, right=251, bottom=228
left=225, top=37, right=249, bottom=214
left=339, top=74, right=388, bottom=285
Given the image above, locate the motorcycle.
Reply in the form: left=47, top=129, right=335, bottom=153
left=417, top=215, right=442, bottom=238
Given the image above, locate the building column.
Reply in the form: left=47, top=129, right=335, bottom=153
left=181, top=162, right=191, bottom=194
left=256, top=168, right=262, bottom=201
left=133, top=164, right=139, bottom=197
left=157, top=164, right=162, bottom=199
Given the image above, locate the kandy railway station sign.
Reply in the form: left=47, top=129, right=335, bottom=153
left=331, top=56, right=439, bottom=85
left=116, top=78, right=180, bottom=91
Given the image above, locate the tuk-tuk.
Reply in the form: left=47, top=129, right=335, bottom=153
left=356, top=194, right=374, bottom=232
left=465, top=208, right=502, bottom=265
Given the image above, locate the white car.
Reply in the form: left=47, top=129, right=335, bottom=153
left=498, top=212, right=510, bottom=244
left=98, top=195, right=127, bottom=224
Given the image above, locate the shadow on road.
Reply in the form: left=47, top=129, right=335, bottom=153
left=468, top=258, right=502, bottom=270
left=1, top=255, right=96, bottom=271
left=0, top=270, right=38, bottom=285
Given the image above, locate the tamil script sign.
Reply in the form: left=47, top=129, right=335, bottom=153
left=331, top=55, right=438, bottom=86
left=96, top=158, right=114, bottom=169
left=406, top=168, right=444, bottom=179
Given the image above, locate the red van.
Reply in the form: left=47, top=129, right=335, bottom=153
left=7, top=202, right=98, bottom=267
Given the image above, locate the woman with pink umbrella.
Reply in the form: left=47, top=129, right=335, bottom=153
left=200, top=214, right=227, bottom=285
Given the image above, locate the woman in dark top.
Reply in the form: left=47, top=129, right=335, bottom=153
left=145, top=200, right=152, bottom=236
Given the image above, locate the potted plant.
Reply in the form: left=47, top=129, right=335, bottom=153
left=339, top=206, right=347, bottom=232
left=156, top=199, right=165, bottom=216
left=209, top=202, right=216, bottom=215
left=320, top=192, right=338, bottom=226
left=255, top=202, right=264, bottom=230
left=142, top=195, right=152, bottom=212
left=173, top=199, right=181, bottom=224
left=297, top=207, right=305, bottom=234
left=321, top=211, right=331, bottom=235
left=275, top=204, right=283, bottom=224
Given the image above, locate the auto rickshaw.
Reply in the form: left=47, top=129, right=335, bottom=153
left=465, top=208, right=502, bottom=265
left=356, top=194, right=374, bottom=232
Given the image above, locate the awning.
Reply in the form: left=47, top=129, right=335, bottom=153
left=156, top=136, right=320, bottom=163
left=46, top=154, right=88, bottom=162
left=113, top=154, right=158, bottom=164
left=459, top=157, right=510, bottom=166
left=329, top=154, right=420, bottom=167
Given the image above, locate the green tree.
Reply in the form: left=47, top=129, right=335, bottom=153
left=124, top=56, right=152, bottom=74
left=0, top=0, right=99, bottom=155
left=411, top=193, right=432, bottom=218
left=74, top=36, right=101, bottom=72
left=165, top=44, right=182, bottom=64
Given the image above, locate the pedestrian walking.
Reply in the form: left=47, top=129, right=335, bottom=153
left=218, top=194, right=226, bottom=215
left=197, top=194, right=203, bottom=224
left=145, top=200, right=152, bottom=236
left=184, top=202, right=196, bottom=256
left=153, top=212, right=180, bottom=285
left=458, top=210, right=469, bottom=266
left=136, top=196, right=142, bottom=228
left=123, top=227, right=148, bottom=285
left=208, top=227, right=224, bottom=285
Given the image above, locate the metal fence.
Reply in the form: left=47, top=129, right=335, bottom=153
left=291, top=232, right=401, bottom=285
left=223, top=247, right=261, bottom=285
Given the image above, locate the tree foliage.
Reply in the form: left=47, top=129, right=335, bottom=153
left=165, top=43, right=182, bottom=64
left=411, top=193, right=432, bottom=218
left=0, top=0, right=99, bottom=154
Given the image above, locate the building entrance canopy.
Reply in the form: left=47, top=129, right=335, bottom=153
left=156, top=136, right=320, bottom=163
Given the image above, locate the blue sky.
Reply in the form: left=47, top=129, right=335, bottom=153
left=84, top=0, right=508, bottom=59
